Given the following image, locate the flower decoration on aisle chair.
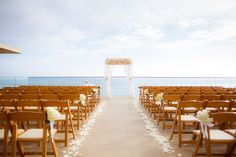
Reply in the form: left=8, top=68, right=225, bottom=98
left=155, top=92, right=164, bottom=106
left=196, top=109, right=214, bottom=138
left=46, top=107, right=61, bottom=139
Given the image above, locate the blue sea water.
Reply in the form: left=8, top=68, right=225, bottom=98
left=0, top=77, right=236, bottom=97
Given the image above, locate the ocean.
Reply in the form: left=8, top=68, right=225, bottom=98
left=0, top=77, right=236, bottom=97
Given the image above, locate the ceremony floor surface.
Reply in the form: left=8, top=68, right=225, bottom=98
left=60, top=97, right=193, bottom=157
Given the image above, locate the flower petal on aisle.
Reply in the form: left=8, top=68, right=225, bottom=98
left=63, top=102, right=106, bottom=157
left=134, top=100, right=181, bottom=156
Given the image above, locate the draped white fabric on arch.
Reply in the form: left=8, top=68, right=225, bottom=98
left=104, top=58, right=134, bottom=97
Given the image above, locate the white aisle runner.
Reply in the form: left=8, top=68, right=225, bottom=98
left=61, top=97, right=191, bottom=157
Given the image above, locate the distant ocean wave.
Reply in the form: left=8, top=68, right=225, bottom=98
left=0, top=77, right=236, bottom=97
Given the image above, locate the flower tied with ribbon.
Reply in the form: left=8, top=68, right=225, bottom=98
left=196, top=109, right=214, bottom=138
left=79, top=94, right=86, bottom=106
left=92, top=88, right=98, bottom=94
left=155, top=92, right=164, bottom=106
left=46, top=107, right=61, bottom=139
left=143, top=89, right=149, bottom=95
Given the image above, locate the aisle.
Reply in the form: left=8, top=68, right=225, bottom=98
left=75, top=97, right=177, bottom=157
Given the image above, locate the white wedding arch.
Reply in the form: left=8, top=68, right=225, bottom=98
left=104, top=58, right=134, bottom=97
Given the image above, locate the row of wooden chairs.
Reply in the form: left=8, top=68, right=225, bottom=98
left=0, top=86, right=101, bottom=157
left=142, top=94, right=236, bottom=118
left=1, top=85, right=101, bottom=94
left=139, top=86, right=236, bottom=97
left=139, top=87, right=236, bottom=156
left=0, top=92, right=99, bottom=124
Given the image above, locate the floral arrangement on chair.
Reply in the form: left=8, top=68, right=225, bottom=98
left=155, top=92, right=164, bottom=105
left=143, top=89, right=149, bottom=95
left=46, top=107, right=61, bottom=139
left=79, top=94, right=86, bottom=106
left=92, top=88, right=98, bottom=94
left=196, top=109, right=214, bottom=138
left=47, top=107, right=61, bottom=122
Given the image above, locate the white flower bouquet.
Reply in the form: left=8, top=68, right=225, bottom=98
left=196, top=109, right=214, bottom=138
left=143, top=89, right=149, bottom=95
left=79, top=94, right=86, bottom=106
left=46, top=107, right=61, bottom=139
left=155, top=92, right=164, bottom=101
left=46, top=107, right=61, bottom=122
left=155, top=92, right=164, bottom=106
left=92, top=88, right=98, bottom=94
left=196, top=109, right=213, bottom=125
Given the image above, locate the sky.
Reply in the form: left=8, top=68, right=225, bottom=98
left=1, top=0, right=236, bottom=77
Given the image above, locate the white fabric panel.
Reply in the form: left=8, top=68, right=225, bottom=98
left=105, top=61, right=134, bottom=97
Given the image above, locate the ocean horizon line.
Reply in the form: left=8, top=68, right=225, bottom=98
left=19, top=76, right=236, bottom=78
left=1, top=76, right=236, bottom=78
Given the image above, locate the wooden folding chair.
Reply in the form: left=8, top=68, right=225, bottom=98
left=193, top=112, right=236, bottom=157
left=60, top=94, right=81, bottom=129
left=42, top=100, right=75, bottom=147
left=170, top=101, right=204, bottom=147
left=8, top=111, right=58, bottom=157
left=159, top=94, right=182, bottom=130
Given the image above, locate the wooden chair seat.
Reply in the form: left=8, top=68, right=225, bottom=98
left=184, top=107, right=198, bottom=111
left=177, top=115, right=199, bottom=122
left=18, top=129, right=57, bottom=141
left=193, top=130, right=235, bottom=142
left=163, top=106, right=176, bottom=111
left=69, top=106, right=78, bottom=110
left=24, top=106, right=40, bottom=110
left=64, top=106, right=78, bottom=110
left=205, top=107, right=218, bottom=111
left=0, top=129, right=25, bottom=139
left=56, top=114, right=74, bottom=121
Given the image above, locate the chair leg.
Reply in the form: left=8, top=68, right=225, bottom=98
left=178, top=120, right=182, bottom=148
left=11, top=125, right=17, bottom=157
left=157, top=107, right=161, bottom=126
left=69, top=114, right=75, bottom=139
left=51, top=139, right=59, bottom=157
left=65, top=115, right=68, bottom=147
left=77, top=109, right=80, bottom=129
left=3, top=126, right=8, bottom=157
left=42, top=126, right=47, bottom=157
left=205, top=139, right=211, bottom=157
left=170, top=118, right=177, bottom=140
left=225, top=143, right=236, bottom=157
left=192, top=133, right=202, bottom=157
left=162, top=111, right=165, bottom=130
